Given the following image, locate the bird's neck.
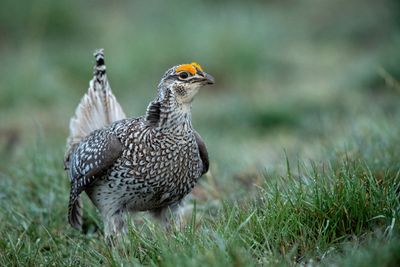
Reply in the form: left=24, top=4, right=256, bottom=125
left=160, top=102, right=193, bottom=132
left=145, top=90, right=193, bottom=133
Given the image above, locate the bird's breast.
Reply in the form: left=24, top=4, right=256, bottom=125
left=102, top=129, right=202, bottom=209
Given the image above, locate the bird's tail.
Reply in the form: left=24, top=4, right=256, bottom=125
left=64, top=49, right=126, bottom=169
left=68, top=190, right=83, bottom=231
left=65, top=49, right=125, bottom=231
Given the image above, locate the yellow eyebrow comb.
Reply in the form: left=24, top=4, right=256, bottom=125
left=176, top=62, right=204, bottom=75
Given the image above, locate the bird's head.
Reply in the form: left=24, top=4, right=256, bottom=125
left=158, top=62, right=214, bottom=104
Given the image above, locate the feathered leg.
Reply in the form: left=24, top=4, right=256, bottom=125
left=151, top=201, right=185, bottom=230
left=103, top=211, right=126, bottom=242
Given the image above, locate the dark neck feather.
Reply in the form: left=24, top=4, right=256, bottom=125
left=145, top=101, right=161, bottom=126
left=145, top=88, right=192, bottom=130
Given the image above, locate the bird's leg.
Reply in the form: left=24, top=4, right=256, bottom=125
left=151, top=201, right=184, bottom=230
left=103, top=211, right=126, bottom=243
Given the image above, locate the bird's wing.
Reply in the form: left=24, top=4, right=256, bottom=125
left=68, top=128, right=123, bottom=230
left=69, top=128, right=123, bottom=193
left=194, top=131, right=209, bottom=175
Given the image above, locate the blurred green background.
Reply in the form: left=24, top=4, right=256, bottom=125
left=1, top=1, right=400, bottom=265
left=0, top=0, right=399, bottom=189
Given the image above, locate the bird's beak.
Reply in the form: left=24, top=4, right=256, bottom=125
left=203, top=73, right=215, bottom=85
left=205, top=73, right=215, bottom=84
left=195, top=69, right=214, bottom=85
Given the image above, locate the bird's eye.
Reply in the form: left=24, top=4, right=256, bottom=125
left=178, top=72, right=189, bottom=79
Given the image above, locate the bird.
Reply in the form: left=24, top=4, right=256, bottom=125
left=64, top=49, right=213, bottom=238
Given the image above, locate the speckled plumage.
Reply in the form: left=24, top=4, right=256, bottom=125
left=65, top=50, right=213, bottom=237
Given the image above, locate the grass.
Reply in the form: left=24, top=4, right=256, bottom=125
left=0, top=111, right=399, bottom=266
left=1, top=0, right=400, bottom=266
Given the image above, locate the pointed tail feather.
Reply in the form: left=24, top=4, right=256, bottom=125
left=68, top=191, right=83, bottom=230
left=64, top=49, right=126, bottom=170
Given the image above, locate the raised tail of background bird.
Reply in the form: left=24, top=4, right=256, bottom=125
left=64, top=49, right=126, bottom=230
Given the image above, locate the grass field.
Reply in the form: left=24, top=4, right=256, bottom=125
left=1, top=0, right=400, bottom=266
